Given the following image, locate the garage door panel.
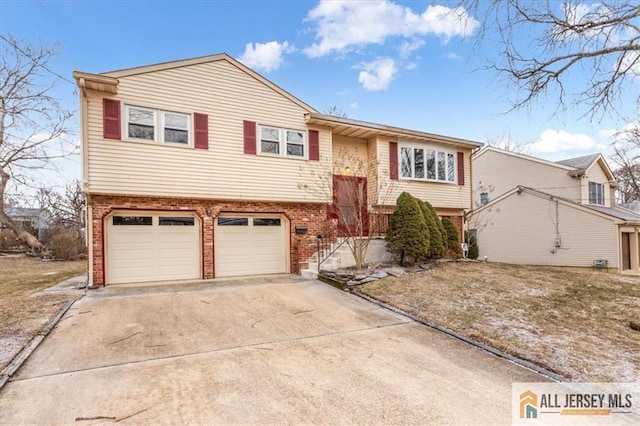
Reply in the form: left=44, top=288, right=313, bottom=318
left=107, top=213, right=201, bottom=284
left=215, top=216, right=287, bottom=277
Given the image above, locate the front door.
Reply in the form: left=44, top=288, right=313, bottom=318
left=332, top=175, right=368, bottom=237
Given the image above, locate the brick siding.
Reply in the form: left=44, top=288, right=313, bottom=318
left=90, top=195, right=325, bottom=286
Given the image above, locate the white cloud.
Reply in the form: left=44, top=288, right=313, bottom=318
left=444, top=52, right=462, bottom=60
left=238, top=41, right=295, bottom=72
left=356, top=58, right=397, bottom=91
left=349, top=102, right=359, bottom=109
left=529, top=129, right=595, bottom=154
left=304, top=1, right=478, bottom=58
left=399, top=39, right=425, bottom=58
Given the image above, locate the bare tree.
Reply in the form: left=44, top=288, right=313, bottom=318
left=299, top=147, right=395, bottom=270
left=460, top=1, right=640, bottom=120
left=39, top=179, right=85, bottom=240
left=324, top=105, right=348, bottom=118
left=0, top=34, right=74, bottom=250
left=486, top=130, right=531, bottom=154
left=611, top=126, right=640, bottom=203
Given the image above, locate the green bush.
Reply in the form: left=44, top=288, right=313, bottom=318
left=442, top=218, right=463, bottom=258
left=419, top=200, right=445, bottom=259
left=465, top=231, right=479, bottom=259
left=386, top=192, right=430, bottom=265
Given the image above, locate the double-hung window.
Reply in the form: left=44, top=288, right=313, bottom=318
left=163, top=113, right=189, bottom=144
left=401, top=145, right=456, bottom=183
left=127, top=106, right=156, bottom=141
left=125, top=105, right=190, bottom=146
left=259, top=125, right=306, bottom=158
left=589, top=182, right=604, bottom=205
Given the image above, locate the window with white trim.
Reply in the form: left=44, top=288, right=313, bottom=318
left=589, top=181, right=604, bottom=205
left=259, top=125, right=306, bottom=158
left=125, top=105, right=190, bottom=146
left=400, top=145, right=456, bottom=183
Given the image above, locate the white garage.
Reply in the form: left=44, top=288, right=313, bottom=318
left=214, top=215, right=288, bottom=277
left=106, top=212, right=201, bottom=284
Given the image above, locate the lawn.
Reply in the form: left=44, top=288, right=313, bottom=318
left=359, top=262, right=640, bottom=382
left=0, top=255, right=87, bottom=371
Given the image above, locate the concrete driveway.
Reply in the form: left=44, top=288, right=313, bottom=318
left=1, top=276, right=547, bottom=424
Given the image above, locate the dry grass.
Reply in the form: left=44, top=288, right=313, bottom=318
left=0, top=255, right=87, bottom=370
left=360, top=262, right=640, bottom=382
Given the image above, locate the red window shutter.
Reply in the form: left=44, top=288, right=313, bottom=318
left=389, top=141, right=398, bottom=180
left=308, top=130, right=320, bottom=161
left=457, top=152, right=465, bottom=186
left=243, top=120, right=257, bottom=154
left=103, top=98, right=121, bottom=140
left=194, top=113, right=208, bottom=149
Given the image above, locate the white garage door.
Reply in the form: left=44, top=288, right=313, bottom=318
left=106, top=213, right=201, bottom=284
left=215, top=215, right=287, bottom=277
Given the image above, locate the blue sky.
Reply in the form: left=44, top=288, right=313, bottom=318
left=1, top=0, right=634, bottom=191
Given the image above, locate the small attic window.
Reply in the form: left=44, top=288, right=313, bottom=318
left=589, top=182, right=604, bottom=205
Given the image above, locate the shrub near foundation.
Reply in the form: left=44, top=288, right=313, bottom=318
left=442, top=218, right=463, bottom=259
left=386, top=192, right=430, bottom=265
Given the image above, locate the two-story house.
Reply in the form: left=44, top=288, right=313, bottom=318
left=73, top=54, right=481, bottom=286
left=470, top=146, right=640, bottom=273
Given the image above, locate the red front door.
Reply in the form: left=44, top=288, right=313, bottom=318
left=331, top=175, right=368, bottom=237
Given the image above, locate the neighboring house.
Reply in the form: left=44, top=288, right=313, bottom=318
left=0, top=208, right=49, bottom=240
left=470, top=146, right=640, bottom=273
left=623, top=201, right=640, bottom=214
left=73, top=54, right=481, bottom=286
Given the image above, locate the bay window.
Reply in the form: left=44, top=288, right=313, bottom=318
left=400, top=146, right=456, bottom=183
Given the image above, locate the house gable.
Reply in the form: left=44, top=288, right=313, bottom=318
left=77, top=56, right=330, bottom=203
left=472, top=186, right=620, bottom=268
left=472, top=147, right=581, bottom=206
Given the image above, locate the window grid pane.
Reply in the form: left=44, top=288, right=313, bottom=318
left=164, top=113, right=188, bottom=130
left=437, top=152, right=446, bottom=181
left=129, top=108, right=154, bottom=125
left=261, top=127, right=280, bottom=142
left=261, top=140, right=280, bottom=154
left=165, top=128, right=188, bottom=144
left=414, top=149, right=424, bottom=179
left=447, top=153, right=455, bottom=182
left=401, top=148, right=412, bottom=178
left=218, top=217, right=248, bottom=226
left=426, top=151, right=436, bottom=179
left=287, top=143, right=304, bottom=156
left=128, top=124, right=154, bottom=140
left=113, top=216, right=152, bottom=226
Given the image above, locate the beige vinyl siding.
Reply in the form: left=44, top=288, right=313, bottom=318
left=474, top=150, right=580, bottom=204
left=581, top=163, right=611, bottom=207
left=332, top=136, right=368, bottom=176
left=476, top=191, right=618, bottom=268
left=367, top=138, right=380, bottom=207
left=376, top=137, right=473, bottom=209
left=86, top=60, right=330, bottom=203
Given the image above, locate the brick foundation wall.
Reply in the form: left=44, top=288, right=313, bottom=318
left=442, top=215, right=464, bottom=243
left=90, top=194, right=325, bottom=286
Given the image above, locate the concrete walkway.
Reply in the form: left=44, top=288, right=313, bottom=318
left=1, top=276, right=548, bottom=424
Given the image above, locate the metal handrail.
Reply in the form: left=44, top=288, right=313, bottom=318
left=316, top=235, right=347, bottom=272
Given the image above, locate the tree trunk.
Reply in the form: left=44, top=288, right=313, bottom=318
left=0, top=170, right=43, bottom=252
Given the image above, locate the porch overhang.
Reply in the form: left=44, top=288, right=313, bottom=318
left=305, top=112, right=483, bottom=149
